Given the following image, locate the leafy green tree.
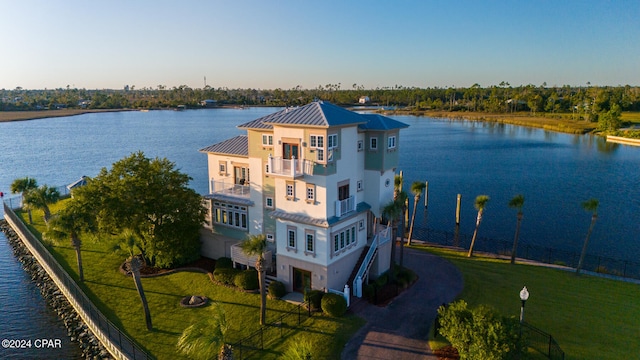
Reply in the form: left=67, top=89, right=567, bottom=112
left=437, top=300, right=524, bottom=360
left=81, top=152, right=207, bottom=268
left=177, top=303, right=232, bottom=360
left=10, top=177, right=38, bottom=223
left=382, top=198, right=403, bottom=279
left=508, top=195, right=525, bottom=264
left=407, top=181, right=426, bottom=246
left=577, top=199, right=599, bottom=274
left=23, top=185, right=60, bottom=224
left=467, top=195, right=490, bottom=258
left=597, top=104, right=622, bottom=131
left=44, top=198, right=96, bottom=282
left=240, top=234, right=268, bottom=325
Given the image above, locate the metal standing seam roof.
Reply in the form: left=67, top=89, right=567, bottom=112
left=358, top=114, right=410, bottom=131
left=238, top=101, right=371, bottom=129
left=199, top=135, right=248, bottom=156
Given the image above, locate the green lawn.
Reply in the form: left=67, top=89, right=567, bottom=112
left=416, top=245, right=640, bottom=360
left=17, top=201, right=364, bottom=359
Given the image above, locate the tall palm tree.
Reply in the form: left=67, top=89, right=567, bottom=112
left=509, top=195, right=525, bottom=264
left=407, top=181, right=426, bottom=246
left=576, top=199, right=599, bottom=275
left=43, top=199, right=95, bottom=282
left=240, top=234, right=268, bottom=325
left=396, top=191, right=409, bottom=268
left=130, top=255, right=153, bottom=330
left=23, top=185, right=60, bottom=224
left=382, top=199, right=403, bottom=278
left=10, top=177, right=38, bottom=223
left=467, top=195, right=490, bottom=258
left=177, top=303, right=231, bottom=360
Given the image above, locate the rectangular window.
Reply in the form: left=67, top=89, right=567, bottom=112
left=351, top=226, right=356, bottom=244
left=305, top=229, right=315, bottom=253
left=359, top=219, right=364, bottom=230
left=316, top=135, right=324, bottom=148
left=357, top=180, right=363, bottom=191
left=328, top=134, right=338, bottom=149
left=306, top=184, right=315, bottom=202
left=212, top=202, right=248, bottom=230
left=287, top=227, right=297, bottom=249
left=334, top=234, right=339, bottom=252
left=370, top=137, right=378, bottom=150
left=266, top=233, right=275, bottom=242
left=310, top=135, right=317, bottom=147
left=388, top=135, right=396, bottom=149
left=286, top=181, right=294, bottom=199
left=262, top=134, right=273, bottom=146
left=357, top=140, right=364, bottom=151
left=219, top=161, right=226, bottom=175
left=346, top=228, right=350, bottom=246
left=331, top=223, right=359, bottom=257
left=316, top=148, right=324, bottom=162
left=265, top=197, right=274, bottom=209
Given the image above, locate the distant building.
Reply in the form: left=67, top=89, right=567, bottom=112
left=358, top=96, right=370, bottom=104
left=201, top=99, right=218, bottom=108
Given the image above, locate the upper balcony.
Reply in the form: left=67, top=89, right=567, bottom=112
left=209, top=179, right=250, bottom=198
left=335, top=195, right=356, bottom=217
left=266, top=155, right=314, bottom=178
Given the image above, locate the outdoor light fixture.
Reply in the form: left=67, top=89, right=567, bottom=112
left=519, top=286, right=530, bottom=323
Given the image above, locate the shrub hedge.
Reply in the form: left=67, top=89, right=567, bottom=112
left=321, top=293, right=347, bottom=317
left=304, top=289, right=324, bottom=310
left=234, top=270, right=259, bottom=290
left=215, top=257, right=233, bottom=269
left=213, top=268, right=239, bottom=285
left=268, top=280, right=286, bottom=299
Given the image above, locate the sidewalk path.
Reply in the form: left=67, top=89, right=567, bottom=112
left=341, top=248, right=463, bottom=359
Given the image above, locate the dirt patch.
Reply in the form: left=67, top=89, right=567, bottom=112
left=434, top=345, right=459, bottom=360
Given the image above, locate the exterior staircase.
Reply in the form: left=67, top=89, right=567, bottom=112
left=346, top=245, right=372, bottom=295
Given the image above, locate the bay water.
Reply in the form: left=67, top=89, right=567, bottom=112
left=1, top=108, right=639, bottom=357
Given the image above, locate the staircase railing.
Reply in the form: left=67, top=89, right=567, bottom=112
left=353, top=224, right=390, bottom=297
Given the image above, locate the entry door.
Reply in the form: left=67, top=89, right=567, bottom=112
left=293, top=268, right=312, bottom=293
left=283, top=143, right=299, bottom=159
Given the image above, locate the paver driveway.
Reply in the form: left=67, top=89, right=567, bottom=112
left=341, top=247, right=463, bottom=359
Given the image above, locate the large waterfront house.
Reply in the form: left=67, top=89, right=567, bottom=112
left=199, top=101, right=408, bottom=294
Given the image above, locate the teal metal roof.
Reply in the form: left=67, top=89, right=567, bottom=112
left=238, top=101, right=372, bottom=129
left=358, top=114, right=410, bottom=131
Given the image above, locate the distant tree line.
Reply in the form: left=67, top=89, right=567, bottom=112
left=2, top=83, right=639, bottom=118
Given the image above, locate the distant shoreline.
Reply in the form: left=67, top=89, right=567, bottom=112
left=0, top=109, right=133, bottom=122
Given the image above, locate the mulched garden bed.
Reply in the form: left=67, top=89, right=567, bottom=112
left=120, top=256, right=216, bottom=277
left=434, top=345, right=459, bottom=359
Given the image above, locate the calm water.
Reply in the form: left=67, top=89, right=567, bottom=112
left=1, top=108, right=639, bottom=356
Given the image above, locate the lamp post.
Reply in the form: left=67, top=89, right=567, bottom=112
left=519, top=286, right=529, bottom=323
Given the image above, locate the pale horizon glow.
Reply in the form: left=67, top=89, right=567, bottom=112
left=2, top=0, right=639, bottom=90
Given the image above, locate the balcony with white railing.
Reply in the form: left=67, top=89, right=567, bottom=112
left=266, top=155, right=313, bottom=178
left=209, top=179, right=251, bottom=198
left=335, top=195, right=356, bottom=217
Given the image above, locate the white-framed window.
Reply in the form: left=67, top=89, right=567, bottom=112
left=286, top=181, right=294, bottom=200
left=219, top=161, right=226, bottom=175
left=287, top=226, right=297, bottom=250
left=310, top=134, right=325, bottom=162
left=262, top=134, right=273, bottom=146
left=266, top=233, right=275, bottom=242
left=305, top=229, right=315, bottom=254
left=265, top=197, right=274, bottom=209
left=306, top=184, right=315, bottom=203
left=357, top=180, right=363, bottom=191
left=357, top=140, right=364, bottom=151
left=212, top=201, right=248, bottom=230
left=331, top=223, right=358, bottom=257
left=370, top=137, right=378, bottom=150
left=328, top=134, right=338, bottom=149
left=359, top=219, right=365, bottom=230
left=388, top=135, right=396, bottom=149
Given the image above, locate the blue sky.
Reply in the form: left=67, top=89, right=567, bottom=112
left=2, top=0, right=638, bottom=90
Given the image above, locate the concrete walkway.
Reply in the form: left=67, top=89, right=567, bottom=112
left=341, top=247, right=464, bottom=360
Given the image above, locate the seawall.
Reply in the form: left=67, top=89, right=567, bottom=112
left=0, top=219, right=110, bottom=358
left=606, top=135, right=640, bottom=146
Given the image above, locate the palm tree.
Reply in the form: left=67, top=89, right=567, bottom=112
left=23, top=185, right=60, bottom=224
left=44, top=199, right=95, bottom=282
left=177, top=303, right=231, bottom=360
left=240, top=234, right=268, bottom=325
left=396, top=191, right=409, bottom=268
left=407, top=181, right=426, bottom=246
left=509, top=195, right=525, bottom=264
left=576, top=199, right=599, bottom=275
left=10, top=177, right=38, bottom=223
left=467, top=195, right=490, bottom=257
left=382, top=198, right=403, bottom=278
left=130, top=255, right=153, bottom=330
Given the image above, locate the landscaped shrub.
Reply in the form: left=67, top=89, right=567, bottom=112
left=215, top=257, right=233, bottom=269
left=234, top=270, right=259, bottom=290
left=268, top=280, right=286, bottom=299
left=362, top=283, right=375, bottom=301
left=374, top=273, right=388, bottom=287
left=213, top=268, right=239, bottom=285
left=321, top=293, right=347, bottom=317
left=304, top=289, right=324, bottom=310
left=396, top=268, right=417, bottom=288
